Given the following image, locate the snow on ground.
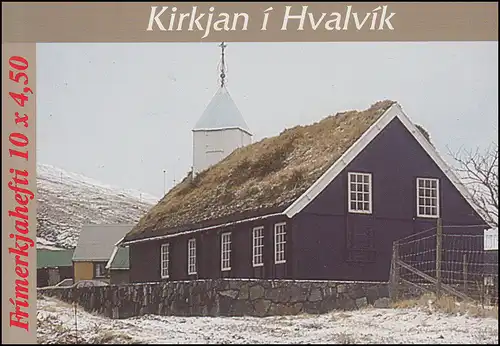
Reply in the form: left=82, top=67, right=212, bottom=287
left=37, top=296, right=498, bottom=344
left=36, top=163, right=159, bottom=249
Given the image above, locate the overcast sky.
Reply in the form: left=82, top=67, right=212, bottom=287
left=36, top=42, right=498, bottom=198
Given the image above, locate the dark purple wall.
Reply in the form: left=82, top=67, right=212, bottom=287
left=110, top=270, right=130, bottom=285
left=130, top=216, right=291, bottom=283
left=130, top=241, right=159, bottom=283
left=292, top=117, right=485, bottom=282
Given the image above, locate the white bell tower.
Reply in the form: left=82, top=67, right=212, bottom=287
left=192, top=42, right=252, bottom=176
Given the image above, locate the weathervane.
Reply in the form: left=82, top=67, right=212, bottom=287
left=219, top=42, right=227, bottom=88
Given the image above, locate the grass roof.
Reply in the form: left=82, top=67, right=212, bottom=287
left=125, top=100, right=396, bottom=241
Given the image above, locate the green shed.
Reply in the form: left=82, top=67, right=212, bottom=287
left=106, top=246, right=130, bottom=284
left=37, top=249, right=74, bottom=287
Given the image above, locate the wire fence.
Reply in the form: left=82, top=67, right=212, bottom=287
left=393, top=222, right=498, bottom=306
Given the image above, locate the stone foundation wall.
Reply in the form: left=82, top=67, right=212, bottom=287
left=38, top=279, right=390, bottom=319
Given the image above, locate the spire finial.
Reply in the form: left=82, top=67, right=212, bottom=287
left=219, top=42, right=227, bottom=88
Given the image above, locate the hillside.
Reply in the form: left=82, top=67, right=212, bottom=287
left=36, top=163, right=158, bottom=249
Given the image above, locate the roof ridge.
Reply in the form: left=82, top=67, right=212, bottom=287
left=122, top=98, right=489, bottom=245
left=125, top=100, right=395, bottom=241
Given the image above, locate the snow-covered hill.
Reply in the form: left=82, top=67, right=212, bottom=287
left=37, top=163, right=159, bottom=249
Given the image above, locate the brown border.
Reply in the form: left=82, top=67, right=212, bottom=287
left=1, top=1, right=498, bottom=344
left=2, top=43, right=37, bottom=344
left=2, top=2, right=498, bottom=43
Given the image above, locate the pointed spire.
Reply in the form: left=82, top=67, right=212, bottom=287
left=193, top=87, right=251, bottom=134
left=192, top=42, right=252, bottom=135
left=219, top=42, right=227, bottom=88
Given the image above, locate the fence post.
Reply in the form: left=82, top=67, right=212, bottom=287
left=463, top=253, right=468, bottom=296
left=390, top=241, right=400, bottom=301
left=436, top=218, right=443, bottom=298
left=72, top=285, right=78, bottom=344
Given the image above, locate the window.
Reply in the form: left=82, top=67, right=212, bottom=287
left=274, top=223, right=286, bottom=264
left=94, top=263, right=106, bottom=278
left=187, top=238, right=197, bottom=275
left=416, top=178, right=439, bottom=218
left=484, top=233, right=499, bottom=251
left=484, top=276, right=495, bottom=287
left=252, top=226, right=264, bottom=267
left=160, top=243, right=170, bottom=279
left=348, top=172, right=372, bottom=214
left=221, top=232, right=232, bottom=271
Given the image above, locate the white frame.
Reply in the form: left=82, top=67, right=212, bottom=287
left=484, top=231, right=499, bottom=251
left=160, top=243, right=170, bottom=279
left=187, top=238, right=197, bottom=275
left=274, top=222, right=286, bottom=264
left=94, top=262, right=106, bottom=278
left=416, top=177, right=440, bottom=218
left=221, top=232, right=232, bottom=271
left=484, top=276, right=495, bottom=287
left=252, top=226, right=264, bottom=267
left=347, top=172, right=373, bottom=214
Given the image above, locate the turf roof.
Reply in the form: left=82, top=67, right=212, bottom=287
left=125, top=100, right=395, bottom=241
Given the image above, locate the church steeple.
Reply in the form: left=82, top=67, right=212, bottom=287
left=193, top=42, right=251, bottom=134
left=191, top=42, right=253, bottom=176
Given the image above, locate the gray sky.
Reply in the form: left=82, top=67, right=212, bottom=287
left=36, top=42, right=498, bottom=198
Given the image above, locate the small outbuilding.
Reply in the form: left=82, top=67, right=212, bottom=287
left=37, top=248, right=74, bottom=287
left=106, top=245, right=130, bottom=284
left=72, top=224, right=134, bottom=283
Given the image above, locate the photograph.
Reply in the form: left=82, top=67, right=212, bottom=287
left=34, top=41, right=498, bottom=343
left=2, top=2, right=498, bottom=345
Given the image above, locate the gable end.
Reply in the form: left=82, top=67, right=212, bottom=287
left=284, top=103, right=489, bottom=227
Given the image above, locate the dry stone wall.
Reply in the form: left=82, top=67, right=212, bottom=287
left=38, top=279, right=391, bottom=319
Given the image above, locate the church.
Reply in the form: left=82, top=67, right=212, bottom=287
left=118, top=43, right=487, bottom=284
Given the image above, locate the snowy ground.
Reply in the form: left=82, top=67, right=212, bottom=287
left=37, top=296, right=498, bottom=344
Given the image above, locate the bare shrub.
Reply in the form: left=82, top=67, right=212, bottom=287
left=392, top=293, right=498, bottom=319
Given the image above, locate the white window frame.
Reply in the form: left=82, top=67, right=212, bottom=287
left=221, top=232, right=232, bottom=271
left=274, top=222, right=286, bottom=264
left=160, top=243, right=170, bottom=279
left=484, top=276, right=495, bottom=287
left=416, top=177, right=440, bottom=218
left=187, top=238, right=197, bottom=275
left=347, top=172, right=373, bottom=214
left=94, top=263, right=106, bottom=278
left=252, top=226, right=264, bottom=267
